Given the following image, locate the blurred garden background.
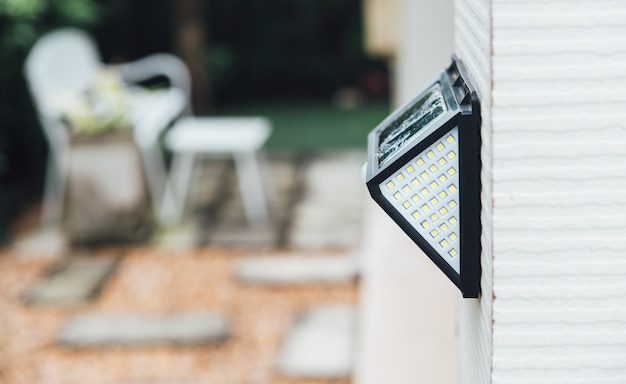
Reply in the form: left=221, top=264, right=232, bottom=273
left=0, top=0, right=390, bottom=242
left=0, top=1, right=394, bottom=382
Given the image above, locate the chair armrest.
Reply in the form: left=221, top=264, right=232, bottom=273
left=108, top=53, right=192, bottom=115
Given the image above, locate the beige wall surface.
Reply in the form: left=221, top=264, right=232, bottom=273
left=356, top=1, right=457, bottom=384
left=394, top=0, right=454, bottom=105
left=363, top=0, right=397, bottom=58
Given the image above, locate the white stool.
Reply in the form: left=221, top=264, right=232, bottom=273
left=160, top=116, right=272, bottom=227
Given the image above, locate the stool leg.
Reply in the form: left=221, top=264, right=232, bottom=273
left=234, top=151, right=269, bottom=227
left=41, top=150, right=68, bottom=229
left=160, top=152, right=195, bottom=225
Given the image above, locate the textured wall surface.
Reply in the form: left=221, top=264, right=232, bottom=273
left=454, top=1, right=493, bottom=383
left=490, top=0, right=626, bottom=383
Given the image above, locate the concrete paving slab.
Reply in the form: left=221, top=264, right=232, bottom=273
left=58, top=311, right=230, bottom=347
left=208, top=223, right=279, bottom=248
left=234, top=255, right=358, bottom=285
left=155, top=222, right=202, bottom=250
left=12, top=227, right=66, bottom=259
left=289, top=227, right=361, bottom=249
left=118, top=382, right=204, bottom=384
left=276, top=305, right=356, bottom=379
left=288, top=151, right=366, bottom=249
left=116, top=381, right=205, bottom=384
left=24, top=257, right=117, bottom=305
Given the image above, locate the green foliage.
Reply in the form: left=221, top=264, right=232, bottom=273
left=0, top=0, right=101, bottom=106
left=214, top=100, right=390, bottom=151
left=0, top=0, right=99, bottom=54
left=206, top=0, right=388, bottom=104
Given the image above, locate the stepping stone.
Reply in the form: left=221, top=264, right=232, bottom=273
left=288, top=151, right=366, bottom=248
left=117, top=381, right=205, bottom=384
left=234, top=255, right=357, bottom=285
left=24, top=257, right=117, bottom=305
left=155, top=222, right=201, bottom=250
left=58, top=311, right=230, bottom=347
left=13, top=227, right=66, bottom=259
left=276, top=305, right=356, bottom=379
left=209, top=223, right=279, bottom=248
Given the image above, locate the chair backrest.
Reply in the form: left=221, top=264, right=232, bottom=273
left=24, top=28, right=102, bottom=118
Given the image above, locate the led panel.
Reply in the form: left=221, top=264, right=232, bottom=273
left=379, top=128, right=460, bottom=273
left=364, top=58, right=481, bottom=298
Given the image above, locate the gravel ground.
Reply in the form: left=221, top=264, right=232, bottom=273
left=0, top=248, right=357, bottom=384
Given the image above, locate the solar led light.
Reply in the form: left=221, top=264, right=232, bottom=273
left=364, top=58, right=481, bottom=298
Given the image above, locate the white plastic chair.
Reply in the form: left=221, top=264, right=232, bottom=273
left=24, top=28, right=188, bottom=228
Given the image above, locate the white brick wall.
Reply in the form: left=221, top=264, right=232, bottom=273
left=456, top=0, right=626, bottom=383
left=455, top=1, right=493, bottom=383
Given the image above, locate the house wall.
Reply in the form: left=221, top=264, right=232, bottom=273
left=456, top=0, right=626, bottom=383
left=394, top=0, right=454, bottom=105
left=362, top=0, right=397, bottom=58
left=355, top=1, right=457, bottom=383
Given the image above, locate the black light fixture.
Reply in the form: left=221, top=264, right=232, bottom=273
left=364, top=58, right=481, bottom=298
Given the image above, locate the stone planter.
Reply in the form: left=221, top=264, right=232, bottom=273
left=65, top=130, right=152, bottom=244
